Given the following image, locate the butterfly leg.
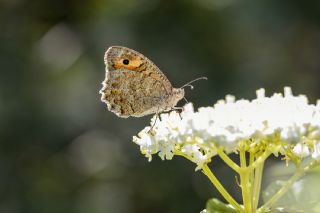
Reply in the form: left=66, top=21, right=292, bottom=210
left=171, top=107, right=184, bottom=119
left=172, top=106, right=183, bottom=111
left=148, top=107, right=160, bottom=133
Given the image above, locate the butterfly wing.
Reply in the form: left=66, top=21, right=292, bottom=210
left=100, top=46, right=174, bottom=117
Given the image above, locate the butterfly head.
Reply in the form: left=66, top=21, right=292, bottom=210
left=170, top=88, right=185, bottom=107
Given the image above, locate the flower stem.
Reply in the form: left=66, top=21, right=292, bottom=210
left=217, top=147, right=240, bottom=172
left=202, top=164, right=243, bottom=212
left=250, top=150, right=272, bottom=170
left=249, top=153, right=255, bottom=190
left=252, top=159, right=264, bottom=212
left=239, top=149, right=252, bottom=213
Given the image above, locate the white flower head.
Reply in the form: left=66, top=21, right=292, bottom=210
left=133, top=87, right=320, bottom=169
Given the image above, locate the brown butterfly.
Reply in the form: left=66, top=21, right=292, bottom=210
left=99, top=46, right=206, bottom=118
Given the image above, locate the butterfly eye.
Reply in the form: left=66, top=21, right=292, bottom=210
left=122, top=59, right=129, bottom=65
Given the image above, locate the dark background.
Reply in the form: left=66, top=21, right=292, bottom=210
left=1, top=0, right=320, bottom=212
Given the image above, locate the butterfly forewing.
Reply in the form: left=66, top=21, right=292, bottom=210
left=105, top=46, right=172, bottom=92
left=100, top=46, right=184, bottom=117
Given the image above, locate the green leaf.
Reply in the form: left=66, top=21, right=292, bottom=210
left=205, top=198, right=238, bottom=213
left=262, top=171, right=320, bottom=213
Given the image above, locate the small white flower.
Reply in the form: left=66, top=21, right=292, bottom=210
left=181, top=144, right=214, bottom=170
left=133, top=128, right=159, bottom=162
left=292, top=143, right=310, bottom=158
left=133, top=87, right=320, bottom=168
left=312, top=143, right=320, bottom=160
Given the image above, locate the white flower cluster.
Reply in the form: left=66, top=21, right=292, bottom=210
left=133, top=87, right=320, bottom=169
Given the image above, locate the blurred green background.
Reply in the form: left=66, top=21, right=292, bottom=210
left=1, top=0, right=320, bottom=212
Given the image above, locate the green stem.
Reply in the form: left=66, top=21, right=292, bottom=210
left=250, top=150, right=272, bottom=170
left=258, top=160, right=319, bottom=212
left=202, top=164, right=243, bottom=212
left=252, top=160, right=264, bottom=212
left=249, top=153, right=255, bottom=189
left=217, top=147, right=240, bottom=172
left=174, top=149, right=194, bottom=162
left=239, top=149, right=252, bottom=213
left=249, top=153, right=255, bottom=212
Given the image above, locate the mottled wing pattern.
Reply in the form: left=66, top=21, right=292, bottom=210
left=100, top=46, right=173, bottom=117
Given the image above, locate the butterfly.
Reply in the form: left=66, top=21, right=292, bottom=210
left=99, top=46, right=206, bottom=118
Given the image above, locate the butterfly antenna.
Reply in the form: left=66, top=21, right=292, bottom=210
left=180, top=76, right=208, bottom=90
